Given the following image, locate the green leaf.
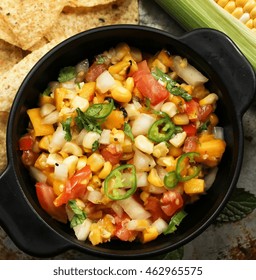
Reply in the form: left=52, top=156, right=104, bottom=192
left=75, top=108, right=102, bottom=134
left=61, top=117, right=72, bottom=141
left=58, top=66, right=76, bottom=83
left=164, top=210, right=187, bottom=235
left=124, top=122, right=134, bottom=141
left=92, top=140, right=100, bottom=152
left=68, top=200, right=87, bottom=228
left=216, top=188, right=256, bottom=223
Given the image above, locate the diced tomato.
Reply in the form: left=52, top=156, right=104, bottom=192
left=199, top=105, right=213, bottom=122
left=183, top=136, right=198, bottom=153
left=133, top=60, right=169, bottom=105
left=100, top=144, right=123, bottom=165
left=54, top=165, right=92, bottom=207
left=160, top=191, right=183, bottom=217
left=185, top=99, right=200, bottom=122
left=145, top=196, right=169, bottom=222
left=85, top=63, right=108, bottom=82
left=19, top=134, right=34, bottom=150
left=182, top=123, right=197, bottom=137
left=35, top=182, right=67, bottom=223
left=114, top=214, right=137, bottom=242
left=21, top=150, right=38, bottom=166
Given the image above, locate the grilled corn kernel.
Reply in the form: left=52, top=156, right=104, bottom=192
left=147, top=168, right=164, bottom=187
left=172, top=113, right=190, bottom=125
left=157, top=156, right=176, bottom=170
left=135, top=135, right=154, bottom=154
left=61, top=142, right=83, bottom=156
left=124, top=77, right=134, bottom=92
left=76, top=156, right=87, bottom=170
left=34, top=153, right=49, bottom=170
left=199, top=93, right=218, bottom=106
left=153, top=142, right=169, bottom=158
left=110, top=85, right=132, bottom=103
left=63, top=155, right=79, bottom=177
left=87, top=153, right=105, bottom=173
left=110, top=128, right=125, bottom=144
left=98, top=161, right=112, bottom=179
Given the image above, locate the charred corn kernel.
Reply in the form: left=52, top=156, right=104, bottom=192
left=140, top=191, right=150, bottom=203
left=53, top=180, right=65, bottom=196
left=110, top=128, right=125, bottom=144
left=141, top=226, right=159, bottom=243
left=108, top=60, right=131, bottom=77
left=169, top=131, right=187, bottom=148
left=172, top=113, right=190, bottom=125
left=147, top=168, right=164, bottom=187
left=110, top=85, right=132, bottom=103
left=27, top=108, right=55, bottom=137
left=232, top=6, right=244, bottom=18
left=98, top=161, right=112, bottom=179
left=157, top=156, right=176, bottom=169
left=168, top=145, right=183, bottom=157
left=61, top=142, right=83, bottom=156
left=38, top=135, right=52, bottom=151
left=124, top=77, right=134, bottom=92
left=90, top=175, right=102, bottom=188
left=104, top=110, right=125, bottom=129
left=157, top=49, right=174, bottom=68
left=70, top=96, right=89, bottom=112
left=224, top=1, right=236, bottom=13
left=82, top=131, right=101, bottom=150
left=34, top=153, right=49, bottom=170
left=209, top=113, right=219, bottom=127
left=153, top=142, right=169, bottom=158
left=79, top=82, right=95, bottom=101
left=184, top=178, right=205, bottom=195
left=217, top=0, right=229, bottom=7
left=160, top=102, right=178, bottom=118
left=63, top=155, right=79, bottom=177
left=76, top=156, right=87, bottom=170
left=199, top=93, right=219, bottom=106
left=135, top=135, right=154, bottom=154
left=87, top=153, right=105, bottom=173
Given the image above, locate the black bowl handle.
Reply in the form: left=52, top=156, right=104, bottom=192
left=0, top=165, right=70, bottom=257
left=179, top=29, right=256, bottom=116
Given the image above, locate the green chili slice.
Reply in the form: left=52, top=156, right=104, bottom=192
left=176, top=152, right=201, bottom=182
left=85, top=98, right=114, bottom=119
left=164, top=171, right=179, bottom=189
left=164, top=210, right=187, bottom=235
left=148, top=118, right=176, bottom=143
left=104, top=164, right=137, bottom=200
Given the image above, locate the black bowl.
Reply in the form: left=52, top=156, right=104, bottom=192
left=0, top=25, right=255, bottom=258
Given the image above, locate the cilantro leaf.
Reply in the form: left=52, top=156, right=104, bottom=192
left=124, top=122, right=134, bottom=142
left=75, top=108, right=102, bottom=134
left=58, top=66, right=76, bottom=83
left=61, top=117, right=72, bottom=141
left=216, top=188, right=256, bottom=223
left=152, top=68, right=192, bottom=101
left=92, top=140, right=100, bottom=152
left=68, top=200, right=87, bottom=228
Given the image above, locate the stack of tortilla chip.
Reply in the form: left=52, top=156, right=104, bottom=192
left=0, top=0, right=139, bottom=172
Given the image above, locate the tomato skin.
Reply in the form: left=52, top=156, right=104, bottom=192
left=199, top=105, right=213, bottom=122
left=160, top=191, right=183, bottom=217
left=145, top=196, right=169, bottom=221
left=133, top=60, right=169, bottom=105
left=85, top=63, right=107, bottom=82
left=21, top=150, right=37, bottom=166
left=182, top=123, right=197, bottom=137
left=114, top=214, right=136, bottom=241
left=185, top=99, right=200, bottom=122
left=183, top=136, right=198, bottom=153
left=54, top=165, right=92, bottom=207
left=19, top=134, right=34, bottom=150
left=100, top=144, right=123, bottom=166
left=36, top=182, right=67, bottom=223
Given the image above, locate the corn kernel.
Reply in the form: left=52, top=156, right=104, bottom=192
left=157, top=156, right=176, bottom=170
left=246, top=18, right=254, bottom=28
left=110, top=128, right=125, bottom=144
left=235, top=0, right=247, bottom=7
left=63, top=155, right=79, bottom=177
left=76, top=156, right=87, bottom=170
left=79, top=82, right=95, bottom=101
left=98, top=161, right=112, bottom=179
left=217, top=0, right=229, bottom=8
left=140, top=191, right=150, bottom=203
left=153, top=142, right=169, bottom=158
left=134, top=135, right=154, bottom=154
left=244, top=0, right=256, bottom=13
left=87, top=153, right=105, bottom=173
left=141, top=226, right=159, bottom=243
left=110, top=85, right=132, bottom=103
left=250, top=6, right=256, bottom=18
left=161, top=102, right=178, bottom=118
left=199, top=93, right=218, bottom=106
left=232, top=7, right=244, bottom=18
left=172, top=113, right=190, bottom=125
left=147, top=168, right=164, bottom=187
left=169, top=131, right=187, bottom=148
left=124, top=77, right=135, bottom=92
left=224, top=1, right=236, bottom=13
left=61, top=142, right=83, bottom=156
left=82, top=131, right=101, bottom=150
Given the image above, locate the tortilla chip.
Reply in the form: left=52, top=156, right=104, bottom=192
left=66, top=0, right=117, bottom=8
left=0, top=0, right=65, bottom=50
left=0, top=39, right=23, bottom=75
left=0, top=38, right=63, bottom=113
left=0, top=111, right=8, bottom=173
left=46, top=0, right=139, bottom=42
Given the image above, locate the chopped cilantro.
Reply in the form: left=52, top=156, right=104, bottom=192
left=75, top=108, right=102, bottom=134
left=61, top=117, right=72, bottom=141
left=124, top=122, right=134, bottom=142
left=92, top=140, right=100, bottom=152
left=68, top=200, right=87, bottom=228
left=58, top=66, right=76, bottom=83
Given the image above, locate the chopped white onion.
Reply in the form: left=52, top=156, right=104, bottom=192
left=132, top=113, right=156, bottom=136
left=99, top=129, right=111, bottom=145
left=152, top=218, right=168, bottom=234
left=87, top=190, right=103, bottom=204
left=60, top=81, right=76, bottom=90
left=96, top=70, right=115, bottom=93
left=49, top=125, right=67, bottom=153
left=75, top=129, right=88, bottom=145
left=173, top=56, right=208, bottom=86
left=133, top=148, right=156, bottom=172
left=117, top=196, right=151, bottom=220
left=147, top=184, right=166, bottom=194
left=82, top=131, right=101, bottom=149
left=126, top=219, right=150, bottom=231
left=124, top=103, right=140, bottom=120
left=136, top=172, right=148, bottom=187
left=213, top=126, right=224, bottom=140
left=41, top=110, right=59, bottom=124
left=54, top=163, right=68, bottom=182
left=111, top=202, right=123, bottom=218
left=73, top=218, right=92, bottom=241
left=29, top=166, right=47, bottom=183
left=40, top=103, right=56, bottom=117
